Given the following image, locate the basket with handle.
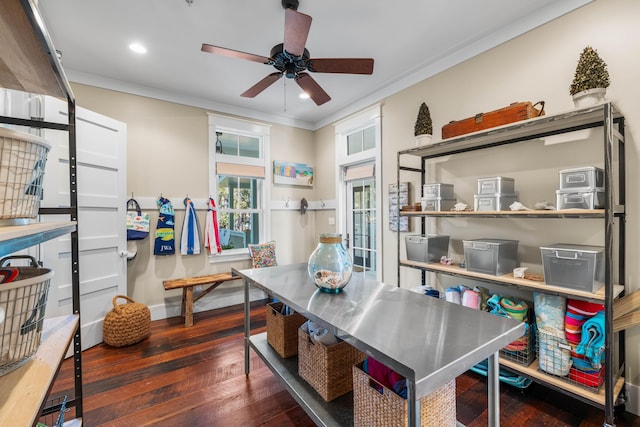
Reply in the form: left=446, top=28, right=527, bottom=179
left=0, top=127, right=51, bottom=224
left=0, top=255, right=54, bottom=376
left=103, top=295, right=151, bottom=347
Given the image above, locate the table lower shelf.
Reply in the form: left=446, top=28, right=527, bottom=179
left=249, top=332, right=354, bottom=427
left=249, top=332, right=467, bottom=427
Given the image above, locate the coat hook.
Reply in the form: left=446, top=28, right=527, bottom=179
left=320, top=199, right=326, bottom=208
left=285, top=197, right=290, bottom=208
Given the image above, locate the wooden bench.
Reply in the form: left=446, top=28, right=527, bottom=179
left=163, top=273, right=241, bottom=327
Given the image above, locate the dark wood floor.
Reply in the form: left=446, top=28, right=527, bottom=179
left=44, top=300, right=640, bottom=427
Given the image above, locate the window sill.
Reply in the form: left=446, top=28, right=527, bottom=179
left=208, top=248, right=250, bottom=264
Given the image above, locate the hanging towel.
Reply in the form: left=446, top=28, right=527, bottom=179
left=180, top=197, right=201, bottom=255
left=204, top=197, right=222, bottom=255
left=154, top=197, right=175, bottom=255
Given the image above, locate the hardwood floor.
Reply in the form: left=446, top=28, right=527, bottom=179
left=43, top=300, right=640, bottom=427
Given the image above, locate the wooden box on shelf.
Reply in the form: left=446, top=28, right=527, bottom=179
left=298, top=327, right=365, bottom=402
left=352, top=362, right=456, bottom=427
left=266, top=302, right=306, bottom=358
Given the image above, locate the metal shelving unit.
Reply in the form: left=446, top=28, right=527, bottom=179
left=396, top=102, right=625, bottom=426
left=0, top=0, right=82, bottom=424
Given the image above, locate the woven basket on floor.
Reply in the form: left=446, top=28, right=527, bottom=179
left=298, top=327, right=366, bottom=402
left=266, top=302, right=307, bottom=358
left=353, top=362, right=457, bottom=427
left=103, top=295, right=151, bottom=347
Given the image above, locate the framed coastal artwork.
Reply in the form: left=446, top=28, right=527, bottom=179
left=273, top=160, right=314, bottom=187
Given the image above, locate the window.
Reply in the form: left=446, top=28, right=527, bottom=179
left=209, top=114, right=270, bottom=260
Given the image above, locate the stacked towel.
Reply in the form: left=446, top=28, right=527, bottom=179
left=565, top=299, right=604, bottom=344
left=301, top=320, right=338, bottom=346
left=534, top=292, right=571, bottom=376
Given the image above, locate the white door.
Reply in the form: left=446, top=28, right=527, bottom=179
left=40, top=97, right=127, bottom=350
left=346, top=177, right=377, bottom=278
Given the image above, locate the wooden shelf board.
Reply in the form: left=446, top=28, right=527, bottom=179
left=0, top=222, right=76, bottom=256
left=0, top=314, right=79, bottom=427
left=400, top=209, right=604, bottom=218
left=499, top=357, right=624, bottom=407
left=400, top=260, right=624, bottom=301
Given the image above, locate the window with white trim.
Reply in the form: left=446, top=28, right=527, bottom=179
left=208, top=114, right=270, bottom=259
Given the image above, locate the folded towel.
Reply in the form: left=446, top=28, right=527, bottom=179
left=445, top=287, right=461, bottom=304
left=462, top=289, right=480, bottom=310
left=363, top=357, right=408, bottom=398
left=575, top=310, right=606, bottom=367
left=565, top=299, right=604, bottom=344
left=312, top=328, right=338, bottom=346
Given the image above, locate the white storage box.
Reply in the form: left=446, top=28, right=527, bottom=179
left=556, top=188, right=604, bottom=210
left=421, top=198, right=456, bottom=212
left=559, top=166, right=604, bottom=190
left=540, top=244, right=604, bottom=293
left=406, top=234, right=450, bottom=263
left=463, top=239, right=518, bottom=276
left=0, top=127, right=51, bottom=223
left=423, top=183, right=454, bottom=199
left=477, top=176, right=515, bottom=195
left=474, top=194, right=517, bottom=211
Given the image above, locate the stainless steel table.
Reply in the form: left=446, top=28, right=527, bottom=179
left=235, top=263, right=525, bottom=427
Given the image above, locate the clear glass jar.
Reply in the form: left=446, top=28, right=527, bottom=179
left=307, top=233, right=353, bottom=293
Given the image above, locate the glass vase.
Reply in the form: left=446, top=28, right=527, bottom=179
left=307, top=233, right=353, bottom=293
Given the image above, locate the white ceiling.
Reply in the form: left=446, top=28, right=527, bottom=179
left=38, top=0, right=592, bottom=130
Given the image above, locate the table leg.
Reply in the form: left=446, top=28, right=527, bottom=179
left=184, top=287, right=194, bottom=327
left=488, top=352, right=500, bottom=427
left=244, top=279, right=250, bottom=375
left=407, top=379, right=420, bottom=427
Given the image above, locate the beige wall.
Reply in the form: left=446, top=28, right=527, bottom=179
left=71, top=84, right=317, bottom=310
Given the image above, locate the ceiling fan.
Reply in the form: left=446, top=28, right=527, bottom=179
left=201, top=0, right=374, bottom=106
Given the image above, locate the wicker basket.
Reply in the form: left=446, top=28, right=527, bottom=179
left=0, top=256, right=53, bottom=376
left=353, top=362, right=457, bottom=427
left=103, top=295, right=151, bottom=347
left=298, top=327, right=365, bottom=402
left=266, top=302, right=306, bottom=358
left=0, top=127, right=51, bottom=224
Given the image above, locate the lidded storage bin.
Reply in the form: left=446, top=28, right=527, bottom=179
left=405, top=234, right=450, bottom=263
left=474, top=194, right=518, bottom=211
left=421, top=198, right=456, bottom=212
left=0, top=127, right=51, bottom=224
left=423, top=183, right=454, bottom=199
left=463, top=239, right=518, bottom=276
left=540, top=244, right=604, bottom=292
left=477, top=176, right=515, bottom=195
left=556, top=188, right=604, bottom=210
left=559, top=166, right=604, bottom=189
left=0, top=256, right=53, bottom=376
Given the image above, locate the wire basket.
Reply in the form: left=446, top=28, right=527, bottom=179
left=37, top=395, right=68, bottom=427
left=0, top=127, right=51, bottom=224
left=0, top=256, right=53, bottom=376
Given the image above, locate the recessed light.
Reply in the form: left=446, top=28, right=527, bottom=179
left=299, top=92, right=310, bottom=100
left=129, top=43, right=147, bottom=54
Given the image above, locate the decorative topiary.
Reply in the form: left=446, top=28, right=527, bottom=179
left=569, top=46, right=610, bottom=95
left=414, top=102, right=433, bottom=136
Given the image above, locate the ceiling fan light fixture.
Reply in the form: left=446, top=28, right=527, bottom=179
left=129, top=43, right=147, bottom=54
left=299, top=92, right=310, bottom=100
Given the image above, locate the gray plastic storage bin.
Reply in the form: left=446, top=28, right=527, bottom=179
left=474, top=194, right=517, bottom=211
left=463, top=239, right=518, bottom=276
left=477, top=176, right=515, bottom=195
left=540, top=244, right=604, bottom=293
left=423, top=183, right=454, bottom=199
left=405, top=234, right=450, bottom=263
left=559, top=166, right=604, bottom=190
left=556, top=188, right=604, bottom=209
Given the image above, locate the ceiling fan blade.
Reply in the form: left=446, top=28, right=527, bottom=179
left=241, top=72, right=283, bottom=98
left=307, top=58, right=374, bottom=74
left=201, top=44, right=272, bottom=64
left=284, top=8, right=312, bottom=57
left=295, top=73, right=330, bottom=106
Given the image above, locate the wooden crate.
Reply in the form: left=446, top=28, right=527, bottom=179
left=442, top=101, right=545, bottom=139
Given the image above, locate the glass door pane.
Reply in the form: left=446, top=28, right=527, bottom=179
left=347, top=178, right=376, bottom=277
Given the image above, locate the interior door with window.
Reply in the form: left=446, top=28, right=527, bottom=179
left=347, top=178, right=376, bottom=277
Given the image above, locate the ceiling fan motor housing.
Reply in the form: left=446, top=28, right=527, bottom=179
left=282, top=0, right=299, bottom=10
left=270, top=43, right=310, bottom=79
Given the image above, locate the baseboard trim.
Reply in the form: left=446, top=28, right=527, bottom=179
left=626, top=381, right=639, bottom=416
